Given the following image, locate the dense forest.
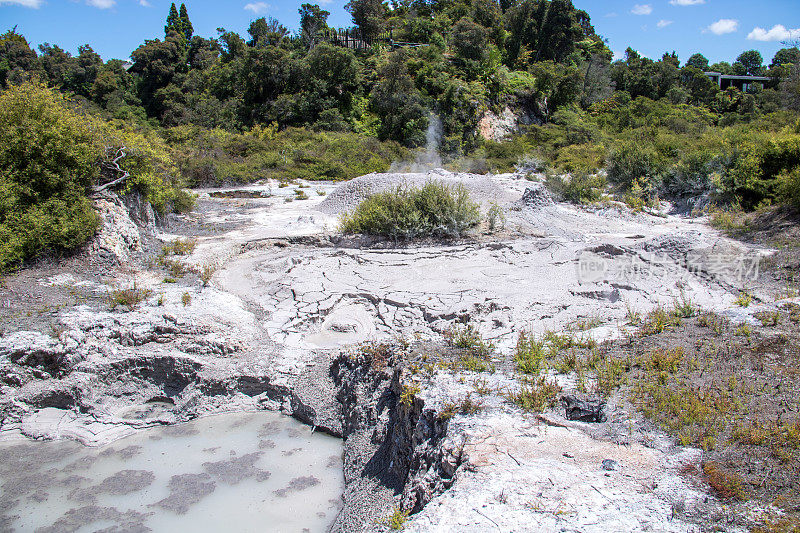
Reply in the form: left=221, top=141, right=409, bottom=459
left=1, top=0, right=799, bottom=269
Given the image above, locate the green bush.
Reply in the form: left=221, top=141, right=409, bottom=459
left=339, top=181, right=481, bottom=239
left=545, top=172, right=606, bottom=204
left=166, top=126, right=408, bottom=186
left=606, top=138, right=664, bottom=189
left=0, top=83, right=193, bottom=271
left=778, top=167, right=800, bottom=208
left=0, top=83, right=101, bottom=270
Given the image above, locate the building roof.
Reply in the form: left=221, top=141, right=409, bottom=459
left=704, top=71, right=771, bottom=82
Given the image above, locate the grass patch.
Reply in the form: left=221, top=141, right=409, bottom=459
left=399, top=382, right=420, bottom=407
left=384, top=508, right=410, bottom=530
left=507, top=376, right=561, bottom=412
left=339, top=181, right=480, bottom=240
left=514, top=331, right=546, bottom=375
left=702, top=462, right=747, bottom=501
left=107, top=284, right=152, bottom=311
left=439, top=394, right=483, bottom=420
left=161, top=238, right=197, bottom=256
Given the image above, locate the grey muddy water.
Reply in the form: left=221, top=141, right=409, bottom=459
left=0, top=411, right=343, bottom=532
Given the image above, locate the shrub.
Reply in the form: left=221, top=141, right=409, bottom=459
left=515, top=331, right=546, bottom=375
left=777, top=167, right=800, bottom=208
left=0, top=83, right=101, bottom=270
left=507, top=376, right=561, bottom=412
left=606, top=138, right=664, bottom=190
left=486, top=202, right=505, bottom=232
left=546, top=172, right=606, bottom=204
left=0, top=83, right=194, bottom=271
left=108, top=284, right=152, bottom=311
left=339, top=181, right=481, bottom=239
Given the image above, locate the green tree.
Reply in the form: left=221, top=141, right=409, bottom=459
left=165, top=3, right=180, bottom=36
left=685, top=53, right=709, bottom=71
left=709, top=61, right=733, bottom=75
left=299, top=4, right=330, bottom=45
left=736, top=50, right=764, bottom=76
left=681, top=66, right=718, bottom=105
left=0, top=29, right=42, bottom=87
left=179, top=4, right=194, bottom=41
left=505, top=0, right=588, bottom=67
left=248, top=17, right=289, bottom=47
left=345, top=0, right=386, bottom=40
left=772, top=47, right=800, bottom=67
left=370, top=51, right=428, bottom=146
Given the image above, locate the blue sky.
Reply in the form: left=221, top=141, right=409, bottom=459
left=1, top=0, right=798, bottom=65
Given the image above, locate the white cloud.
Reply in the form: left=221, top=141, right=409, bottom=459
left=670, top=0, right=705, bottom=5
left=139, top=0, right=151, bottom=6
left=244, top=2, right=269, bottom=14
left=657, top=20, right=674, bottom=28
left=86, top=0, right=115, bottom=7
left=747, top=24, right=800, bottom=42
left=707, top=19, right=739, bottom=35
left=0, top=0, right=43, bottom=7
left=631, top=4, right=653, bottom=15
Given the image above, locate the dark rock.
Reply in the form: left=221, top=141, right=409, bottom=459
left=562, top=394, right=606, bottom=423
left=602, top=459, right=620, bottom=471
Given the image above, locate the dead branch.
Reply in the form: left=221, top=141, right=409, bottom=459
left=93, top=146, right=130, bottom=194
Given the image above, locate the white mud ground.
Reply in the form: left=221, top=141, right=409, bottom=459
left=0, top=169, right=784, bottom=532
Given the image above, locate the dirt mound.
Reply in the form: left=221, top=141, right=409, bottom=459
left=318, top=169, right=516, bottom=215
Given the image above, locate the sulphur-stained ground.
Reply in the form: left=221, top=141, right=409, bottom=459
left=0, top=169, right=797, bottom=532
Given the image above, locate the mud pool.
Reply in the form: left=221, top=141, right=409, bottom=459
left=0, top=411, right=343, bottom=533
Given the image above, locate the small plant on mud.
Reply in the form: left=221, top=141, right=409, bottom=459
left=515, top=331, right=546, bottom=375
left=639, top=306, right=681, bottom=336
left=161, top=237, right=197, bottom=257
left=698, top=312, right=728, bottom=335
left=460, top=355, right=493, bottom=373
left=446, top=324, right=494, bottom=358
left=507, top=376, right=561, bottom=412
left=624, top=301, right=642, bottom=325
left=197, top=263, right=216, bottom=287
left=595, top=356, right=628, bottom=396
left=439, top=394, right=483, bottom=420
left=294, top=189, right=309, bottom=200
left=181, top=291, right=191, bottom=307
left=553, top=350, right=580, bottom=374
left=754, top=310, right=780, bottom=327
left=384, top=508, right=410, bottom=530
left=162, top=259, right=188, bottom=278
left=703, top=462, right=747, bottom=501
left=735, top=292, right=753, bottom=308
left=472, top=378, right=492, bottom=396
left=708, top=205, right=750, bottom=236
left=360, top=341, right=393, bottom=370
left=673, top=290, right=698, bottom=318
left=107, top=284, right=152, bottom=311
left=157, top=294, right=165, bottom=306
left=546, top=171, right=606, bottom=204
left=734, top=323, right=752, bottom=337
left=399, top=382, right=420, bottom=407
left=486, top=202, right=506, bottom=232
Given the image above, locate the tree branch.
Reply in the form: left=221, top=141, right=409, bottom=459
left=93, top=146, right=130, bottom=194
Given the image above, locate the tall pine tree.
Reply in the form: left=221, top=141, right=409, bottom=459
left=165, top=3, right=180, bottom=36
left=179, top=4, right=193, bottom=41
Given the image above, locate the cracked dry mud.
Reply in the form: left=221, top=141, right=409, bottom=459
left=0, top=170, right=787, bottom=532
